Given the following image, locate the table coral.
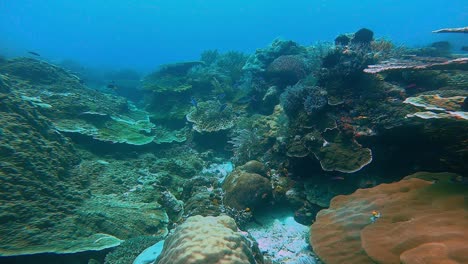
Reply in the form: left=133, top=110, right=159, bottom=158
left=403, top=93, right=468, bottom=121
left=310, top=172, right=468, bottom=264
left=432, top=26, right=468, bottom=33
left=364, top=57, right=468, bottom=74
left=186, top=100, right=236, bottom=133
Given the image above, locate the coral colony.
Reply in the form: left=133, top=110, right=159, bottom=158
left=1, top=27, right=467, bottom=264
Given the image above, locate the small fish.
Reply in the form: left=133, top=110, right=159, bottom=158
left=28, top=51, right=40, bottom=56
left=370, top=210, right=381, bottom=223
left=107, top=81, right=118, bottom=90
left=236, top=95, right=257, bottom=104
left=219, top=103, right=228, bottom=112
left=406, top=83, right=417, bottom=89
left=190, top=96, right=198, bottom=108
left=216, top=93, right=226, bottom=100
left=331, top=176, right=345, bottom=180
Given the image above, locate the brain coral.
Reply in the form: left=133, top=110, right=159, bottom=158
left=156, top=215, right=262, bottom=264
left=267, top=55, right=308, bottom=84
left=310, top=172, right=468, bottom=264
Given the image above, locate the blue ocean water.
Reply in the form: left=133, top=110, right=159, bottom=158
left=1, top=0, right=466, bottom=72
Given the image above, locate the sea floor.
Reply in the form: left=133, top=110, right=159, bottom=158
left=245, top=208, right=322, bottom=264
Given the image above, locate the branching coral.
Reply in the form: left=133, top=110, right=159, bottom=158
left=228, top=128, right=262, bottom=164
left=280, top=83, right=327, bottom=118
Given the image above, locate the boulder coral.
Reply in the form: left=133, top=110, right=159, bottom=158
left=156, top=215, right=263, bottom=264
left=222, top=161, right=272, bottom=211
left=266, top=55, right=308, bottom=84
left=243, top=39, right=306, bottom=73
left=310, top=172, right=468, bottom=264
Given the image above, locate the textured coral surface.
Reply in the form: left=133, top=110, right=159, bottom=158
left=310, top=172, right=468, bottom=264
left=156, top=215, right=260, bottom=264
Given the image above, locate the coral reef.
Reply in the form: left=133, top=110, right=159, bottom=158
left=104, top=236, right=161, bottom=264
left=1, top=26, right=467, bottom=264
left=0, top=57, right=79, bottom=84
left=286, top=127, right=372, bottom=173
left=186, top=100, right=236, bottom=133
left=222, top=161, right=272, bottom=211
left=403, top=93, right=467, bottom=120
left=228, top=128, right=262, bottom=164
left=432, top=26, right=468, bottom=33
left=1, top=57, right=183, bottom=146
left=156, top=215, right=263, bottom=264
left=243, top=39, right=306, bottom=73
left=143, top=61, right=203, bottom=93
left=310, top=172, right=468, bottom=264
left=315, top=129, right=373, bottom=173
left=351, top=28, right=374, bottom=45
left=53, top=107, right=158, bottom=145
left=365, top=57, right=468, bottom=74
left=280, top=83, right=327, bottom=118
left=267, top=55, right=308, bottom=85
left=0, top=74, right=93, bottom=256
left=75, top=194, right=169, bottom=239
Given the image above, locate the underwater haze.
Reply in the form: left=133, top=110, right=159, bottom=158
left=1, top=0, right=467, bottom=72
left=1, top=0, right=468, bottom=263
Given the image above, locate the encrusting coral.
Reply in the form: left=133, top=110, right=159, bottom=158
left=310, top=172, right=468, bottom=264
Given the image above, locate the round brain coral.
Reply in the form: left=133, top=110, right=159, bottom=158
left=310, top=172, right=468, bottom=264
left=156, top=215, right=261, bottom=264
left=267, top=55, right=308, bottom=84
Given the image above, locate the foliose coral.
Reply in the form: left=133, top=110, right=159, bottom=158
left=228, top=128, right=262, bottom=164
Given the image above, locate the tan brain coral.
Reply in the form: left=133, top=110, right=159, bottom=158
left=156, top=215, right=262, bottom=264
left=310, top=172, right=468, bottom=264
